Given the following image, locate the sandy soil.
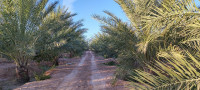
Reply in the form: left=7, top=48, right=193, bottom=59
left=14, top=51, right=129, bottom=90
left=0, top=62, right=16, bottom=81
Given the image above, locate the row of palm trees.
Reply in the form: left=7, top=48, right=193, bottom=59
left=90, top=0, right=200, bottom=89
left=0, top=0, right=87, bottom=83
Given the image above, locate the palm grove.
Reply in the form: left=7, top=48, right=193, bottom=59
left=90, top=0, right=200, bottom=89
left=0, top=0, right=87, bottom=83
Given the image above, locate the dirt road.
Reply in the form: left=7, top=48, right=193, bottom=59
left=15, top=51, right=128, bottom=90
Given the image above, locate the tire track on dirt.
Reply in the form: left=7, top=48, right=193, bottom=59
left=14, top=51, right=129, bottom=90
left=56, top=51, right=89, bottom=90
left=90, top=51, right=107, bottom=90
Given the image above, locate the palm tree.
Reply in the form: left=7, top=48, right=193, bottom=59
left=115, top=0, right=200, bottom=89
left=115, top=0, right=200, bottom=63
left=131, top=47, right=200, bottom=89
left=0, top=0, right=57, bottom=83
left=35, top=7, right=87, bottom=66
left=92, top=11, right=138, bottom=58
left=90, top=33, right=118, bottom=58
left=91, top=0, right=200, bottom=89
left=91, top=11, right=143, bottom=79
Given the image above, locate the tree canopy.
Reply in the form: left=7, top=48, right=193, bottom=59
left=0, top=0, right=87, bottom=83
left=90, top=0, right=200, bottom=89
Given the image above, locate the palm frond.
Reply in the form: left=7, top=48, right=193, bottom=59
left=131, top=48, right=200, bottom=90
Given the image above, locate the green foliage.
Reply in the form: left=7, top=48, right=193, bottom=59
left=34, top=7, right=88, bottom=63
left=91, top=0, right=200, bottom=89
left=0, top=0, right=87, bottom=82
left=34, top=65, right=55, bottom=81
left=130, top=0, right=200, bottom=89
left=90, top=33, right=118, bottom=58
left=34, top=74, right=51, bottom=81
left=103, top=61, right=117, bottom=66
left=90, top=11, right=137, bottom=59
left=0, top=0, right=60, bottom=82
left=0, top=0, right=57, bottom=67
left=90, top=10, right=143, bottom=79
left=40, top=65, right=56, bottom=72
left=131, top=48, right=200, bottom=90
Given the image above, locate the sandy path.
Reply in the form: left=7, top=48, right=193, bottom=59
left=56, top=51, right=90, bottom=90
left=15, top=51, right=129, bottom=90
left=90, top=51, right=107, bottom=90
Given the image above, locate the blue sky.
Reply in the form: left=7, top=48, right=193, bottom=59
left=50, top=0, right=127, bottom=40
left=50, top=0, right=200, bottom=40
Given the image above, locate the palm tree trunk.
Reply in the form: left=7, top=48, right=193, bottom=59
left=16, top=65, right=30, bottom=83
left=53, top=56, right=59, bottom=66
left=69, top=51, right=74, bottom=58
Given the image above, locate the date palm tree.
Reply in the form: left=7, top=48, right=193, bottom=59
left=0, top=0, right=57, bottom=83
left=91, top=0, right=200, bottom=89
left=35, top=7, right=87, bottom=66
left=115, top=0, right=200, bottom=89
left=115, top=0, right=199, bottom=62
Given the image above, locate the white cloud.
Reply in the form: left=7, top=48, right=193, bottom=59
left=62, top=0, right=77, bottom=12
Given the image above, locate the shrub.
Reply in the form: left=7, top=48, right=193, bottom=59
left=103, top=61, right=117, bottom=66
left=34, top=74, right=51, bottom=81
left=33, top=65, right=55, bottom=81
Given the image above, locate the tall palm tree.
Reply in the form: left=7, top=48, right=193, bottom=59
left=91, top=0, right=200, bottom=89
left=115, top=0, right=200, bottom=89
left=0, top=0, right=57, bottom=83
left=90, top=33, right=118, bottom=58
left=92, top=11, right=138, bottom=58
left=35, top=7, right=87, bottom=66
left=91, top=11, right=143, bottom=79
left=115, top=0, right=200, bottom=62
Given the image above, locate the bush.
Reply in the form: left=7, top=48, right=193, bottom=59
left=34, top=74, right=51, bottom=81
left=40, top=65, right=55, bottom=72
left=33, top=65, right=55, bottom=81
left=103, top=61, right=117, bottom=66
